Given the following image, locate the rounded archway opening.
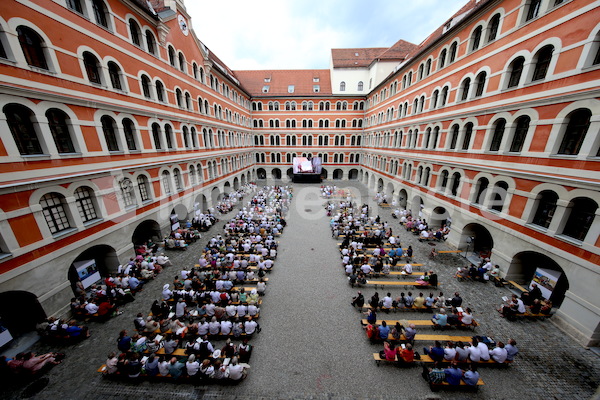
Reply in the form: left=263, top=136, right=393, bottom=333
left=286, top=168, right=293, bottom=180
left=132, top=219, right=161, bottom=247
left=333, top=169, right=343, bottom=180
left=349, top=168, right=358, bottom=180
left=431, top=206, right=451, bottom=229
left=0, top=291, right=46, bottom=336
left=398, top=189, right=408, bottom=209
left=171, top=203, right=189, bottom=222
left=507, top=251, right=569, bottom=307
left=257, top=168, right=267, bottom=180
left=233, top=177, right=239, bottom=190
left=321, top=168, right=328, bottom=180
left=461, top=223, right=494, bottom=258
left=69, top=244, right=119, bottom=296
left=377, top=178, right=384, bottom=192
left=272, top=168, right=282, bottom=180
left=411, top=195, right=424, bottom=218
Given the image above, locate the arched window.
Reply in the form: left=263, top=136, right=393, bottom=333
left=165, top=125, right=174, bottom=149
left=17, top=26, right=49, bottom=70
left=66, top=0, right=83, bottom=13
left=75, top=186, right=98, bottom=222
left=449, top=42, right=458, bottom=63
left=431, top=127, right=439, bottom=149
left=151, top=123, right=162, bottom=149
left=490, top=181, right=509, bottom=212
left=462, top=123, right=474, bottom=150
left=440, top=170, right=449, bottom=189
left=438, top=49, right=447, bottom=69
left=474, top=71, right=486, bottom=97
left=425, top=59, right=432, bottom=76
left=510, top=116, right=530, bottom=152
left=122, top=118, right=137, bottom=151
left=531, top=45, right=554, bottom=81
left=101, top=115, right=119, bottom=151
left=4, top=104, right=43, bottom=155
left=340, top=81, right=346, bottom=91
left=440, top=86, right=449, bottom=106
left=357, top=81, right=363, bottom=91
left=450, top=172, right=461, bottom=196
left=489, top=119, right=506, bottom=151
left=487, top=14, right=501, bottom=42
left=173, top=169, right=182, bottom=191
left=431, top=90, right=439, bottom=109
left=83, top=52, right=102, bottom=84
left=507, top=56, right=525, bottom=88
left=449, top=125, right=459, bottom=149
left=460, top=78, right=471, bottom=101
left=40, top=193, right=71, bottom=234
left=557, top=109, right=591, bottom=155
left=155, top=80, right=165, bottom=102
left=120, top=178, right=136, bottom=206
left=190, top=127, right=198, bottom=148
left=185, top=92, right=191, bottom=110
left=175, top=89, right=183, bottom=107
left=161, top=171, right=172, bottom=195
left=168, top=46, right=176, bottom=67
left=107, top=62, right=122, bottom=90
left=91, top=0, right=109, bottom=28
left=471, top=26, right=483, bottom=51
left=562, top=198, right=597, bottom=241
left=531, top=190, right=558, bottom=228
left=192, top=63, right=198, bottom=80
left=141, top=75, right=151, bottom=98
left=137, top=175, right=150, bottom=201
left=145, top=30, right=156, bottom=55
left=46, top=109, right=75, bottom=153
left=178, top=52, right=185, bottom=72
left=525, top=0, right=542, bottom=22
left=473, top=177, right=489, bottom=204
left=129, top=19, right=141, bottom=46
left=182, top=126, right=190, bottom=148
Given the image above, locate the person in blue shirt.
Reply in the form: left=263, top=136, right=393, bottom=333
left=444, top=362, right=464, bottom=385
left=463, top=364, right=480, bottom=385
left=378, top=321, right=390, bottom=340
left=424, top=340, right=445, bottom=362
left=432, top=308, right=448, bottom=328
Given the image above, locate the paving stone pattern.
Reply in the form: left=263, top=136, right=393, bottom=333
left=2, top=181, right=599, bottom=400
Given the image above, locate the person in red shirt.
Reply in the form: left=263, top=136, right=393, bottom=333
left=398, top=343, right=415, bottom=364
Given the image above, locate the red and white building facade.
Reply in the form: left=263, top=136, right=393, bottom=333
left=0, top=0, right=598, bottom=346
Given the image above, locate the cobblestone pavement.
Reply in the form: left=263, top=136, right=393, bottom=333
left=2, top=181, right=599, bottom=400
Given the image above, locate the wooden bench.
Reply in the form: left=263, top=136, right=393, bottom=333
left=508, top=280, right=528, bottom=293
left=361, top=319, right=434, bottom=327
left=419, top=354, right=512, bottom=366
left=365, top=280, right=439, bottom=289
left=429, top=378, right=484, bottom=392
left=372, top=352, right=416, bottom=367
left=368, top=333, right=473, bottom=343
left=364, top=304, right=436, bottom=312
left=437, top=250, right=462, bottom=254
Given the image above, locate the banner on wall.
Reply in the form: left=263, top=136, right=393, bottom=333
left=73, top=259, right=101, bottom=290
left=530, top=267, right=562, bottom=300
left=170, top=214, right=180, bottom=231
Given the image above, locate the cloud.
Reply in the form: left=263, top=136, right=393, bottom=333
left=186, top=0, right=468, bottom=70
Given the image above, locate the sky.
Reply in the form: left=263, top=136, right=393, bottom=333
left=185, top=0, right=468, bottom=71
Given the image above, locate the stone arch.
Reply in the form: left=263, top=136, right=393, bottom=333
left=194, top=193, right=208, bottom=213
left=223, top=181, right=231, bottom=195
left=257, top=168, right=267, bottom=180
left=211, top=186, right=222, bottom=205
left=171, top=203, right=188, bottom=221
left=286, top=168, right=294, bottom=180
left=132, top=219, right=161, bottom=246
left=507, top=251, right=569, bottom=307
left=69, top=244, right=119, bottom=295
left=0, top=291, right=46, bottom=335
left=377, top=178, right=384, bottom=192
left=411, top=195, right=424, bottom=217
left=461, top=223, right=494, bottom=258
left=321, top=168, right=328, bottom=179
left=233, top=177, right=239, bottom=190
left=385, top=182, right=394, bottom=198
left=431, top=206, right=451, bottom=229
left=333, top=168, right=343, bottom=180
left=348, top=168, right=358, bottom=180
left=240, top=174, right=246, bottom=185
left=398, top=189, right=408, bottom=208
left=272, top=168, right=282, bottom=180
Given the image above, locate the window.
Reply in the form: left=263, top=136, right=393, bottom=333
left=473, top=178, right=489, bottom=204
left=507, top=57, right=525, bottom=88
left=471, top=26, right=482, bottom=51
left=75, top=187, right=98, bottom=222
left=46, top=109, right=75, bottom=153
left=120, top=179, right=136, bottom=207
left=557, top=109, right=591, bottom=155
left=101, top=115, right=119, bottom=151
left=162, top=171, right=172, bottom=195
left=357, top=81, right=363, bottom=91
left=106, top=61, right=122, bottom=90
left=288, top=85, right=295, bottom=93
left=5, top=104, right=43, bottom=155
left=168, top=46, right=176, bottom=67
left=487, top=14, right=501, bottom=42
left=175, top=89, right=183, bottom=107
left=173, top=169, right=182, bottom=191
left=489, top=119, right=506, bottom=151
left=165, top=125, right=174, bottom=149
left=340, top=81, right=346, bottom=91
left=133, top=175, right=149, bottom=201
left=141, top=75, right=152, bottom=98
left=431, top=127, right=439, bottom=149
left=490, top=181, right=509, bottom=212
left=431, top=90, right=439, bottom=109
left=460, top=78, right=471, bottom=101
left=562, top=198, right=597, bottom=241
left=462, top=123, right=474, bottom=150
left=425, top=59, right=432, bottom=76
left=526, top=0, right=542, bottom=22
left=178, top=52, right=185, bottom=72
left=449, top=42, right=457, bottom=63
left=152, top=123, right=162, bottom=149
left=155, top=80, right=165, bottom=102
left=262, top=86, right=269, bottom=93
left=41, top=193, right=71, bottom=234
left=440, top=87, right=448, bottom=106
left=531, top=190, right=558, bottom=228
left=449, top=125, right=459, bottom=149
left=185, top=92, right=191, bottom=110
left=510, top=116, right=530, bottom=152
left=122, top=118, right=137, bottom=151
left=439, top=49, right=447, bottom=69
left=66, top=0, right=83, bottom=13
left=440, top=170, right=449, bottom=189
left=17, top=26, right=48, bottom=70
left=145, top=31, right=156, bottom=55
left=129, top=19, right=141, bottom=46
left=450, top=173, right=461, bottom=196
left=91, top=0, right=109, bottom=28
left=531, top=45, right=554, bottom=81
left=474, top=71, right=486, bottom=97
left=83, top=52, right=102, bottom=84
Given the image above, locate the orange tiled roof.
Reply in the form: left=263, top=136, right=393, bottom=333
left=331, top=48, right=388, bottom=68
left=234, top=69, right=332, bottom=97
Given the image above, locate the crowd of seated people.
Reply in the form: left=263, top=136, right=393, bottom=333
left=36, top=317, right=90, bottom=343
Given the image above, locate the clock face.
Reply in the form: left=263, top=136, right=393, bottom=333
left=178, top=15, right=189, bottom=36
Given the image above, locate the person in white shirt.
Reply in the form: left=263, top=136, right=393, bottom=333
left=402, top=263, right=413, bottom=274
left=468, top=338, right=482, bottom=362
left=382, top=293, right=393, bottom=309
left=489, top=341, right=508, bottom=363
left=227, top=357, right=246, bottom=381
left=477, top=340, right=490, bottom=361
left=444, top=341, right=457, bottom=361
left=185, top=354, right=200, bottom=377
left=85, top=301, right=99, bottom=315
left=220, top=319, right=233, bottom=335
left=247, top=304, right=259, bottom=316
left=244, top=317, right=258, bottom=335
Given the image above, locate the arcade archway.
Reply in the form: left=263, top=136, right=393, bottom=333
left=272, top=168, right=282, bottom=180
left=461, top=223, right=494, bottom=258
left=411, top=195, right=424, bottom=218
left=0, top=291, right=46, bottom=335
left=431, top=206, right=451, bottom=228
left=398, top=189, right=408, bottom=209
left=333, top=169, right=343, bottom=180
left=349, top=169, right=358, bottom=180
left=69, top=244, right=119, bottom=295
left=257, top=168, right=266, bottom=180
left=132, top=220, right=161, bottom=246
